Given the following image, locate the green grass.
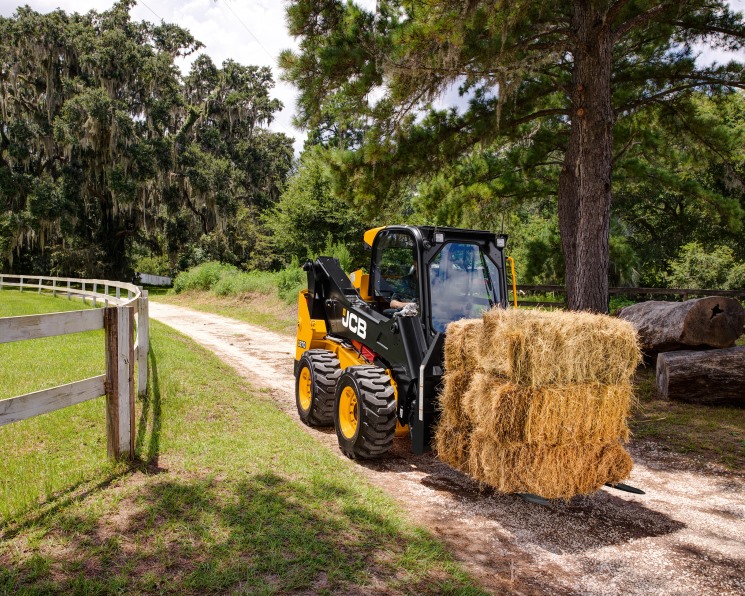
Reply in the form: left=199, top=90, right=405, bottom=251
left=631, top=366, right=745, bottom=470
left=0, top=292, right=483, bottom=594
left=0, top=291, right=116, bottom=521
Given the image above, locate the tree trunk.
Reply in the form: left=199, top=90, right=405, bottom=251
left=656, top=347, right=745, bottom=406
left=558, top=2, right=614, bottom=313
left=619, top=297, right=745, bottom=352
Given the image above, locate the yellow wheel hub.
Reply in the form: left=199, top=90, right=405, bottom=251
left=338, top=386, right=359, bottom=439
left=298, top=366, right=312, bottom=412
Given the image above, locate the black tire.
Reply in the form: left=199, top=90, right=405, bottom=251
left=334, top=366, right=396, bottom=459
left=295, top=349, right=341, bottom=426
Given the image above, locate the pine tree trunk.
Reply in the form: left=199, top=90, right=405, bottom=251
left=558, top=3, right=614, bottom=313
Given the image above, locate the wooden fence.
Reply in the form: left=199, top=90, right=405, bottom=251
left=0, top=275, right=150, bottom=460
left=514, top=284, right=745, bottom=308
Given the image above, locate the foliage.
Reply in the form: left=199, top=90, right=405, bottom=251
left=281, top=0, right=745, bottom=311
left=665, top=241, right=745, bottom=289
left=212, top=270, right=277, bottom=297
left=726, top=263, right=745, bottom=290
left=134, top=254, right=171, bottom=277
left=613, top=93, right=745, bottom=285
left=0, top=2, right=293, bottom=279
left=267, top=149, right=369, bottom=268
left=172, top=261, right=239, bottom=293
left=276, top=259, right=306, bottom=301
left=171, top=260, right=306, bottom=304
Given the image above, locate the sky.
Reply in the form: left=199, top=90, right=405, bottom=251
left=1, top=0, right=744, bottom=155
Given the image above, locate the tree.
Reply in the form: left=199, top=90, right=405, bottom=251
left=281, top=0, right=745, bottom=311
left=267, top=147, right=368, bottom=265
left=0, top=2, right=293, bottom=278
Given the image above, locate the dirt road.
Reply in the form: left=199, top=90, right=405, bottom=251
left=150, top=302, right=745, bottom=595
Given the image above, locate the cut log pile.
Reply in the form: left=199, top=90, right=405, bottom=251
left=619, top=297, right=745, bottom=406
left=656, top=347, right=745, bottom=406
left=435, top=309, right=641, bottom=500
left=617, top=297, right=744, bottom=352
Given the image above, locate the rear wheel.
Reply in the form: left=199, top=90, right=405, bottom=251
left=334, top=366, right=396, bottom=459
left=295, top=350, right=341, bottom=426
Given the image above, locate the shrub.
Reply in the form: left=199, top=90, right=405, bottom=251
left=172, top=261, right=238, bottom=293
left=277, top=259, right=306, bottom=302
left=135, top=255, right=171, bottom=277
left=212, top=270, right=277, bottom=296
left=726, top=263, right=745, bottom=291
left=665, top=242, right=737, bottom=290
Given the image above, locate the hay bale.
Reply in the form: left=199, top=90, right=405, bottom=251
left=435, top=307, right=641, bottom=499
left=443, top=318, right=482, bottom=372
left=438, top=369, right=474, bottom=423
left=467, top=436, right=633, bottom=500
left=461, top=374, right=633, bottom=445
left=478, top=308, right=641, bottom=386
left=433, top=418, right=472, bottom=470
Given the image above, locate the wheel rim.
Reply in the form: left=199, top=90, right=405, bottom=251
left=298, top=366, right=312, bottom=411
left=338, top=386, right=359, bottom=439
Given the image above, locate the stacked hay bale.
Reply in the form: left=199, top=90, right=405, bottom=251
left=435, top=308, right=641, bottom=500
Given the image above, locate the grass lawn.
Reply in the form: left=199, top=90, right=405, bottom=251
left=0, top=292, right=482, bottom=594
left=631, top=366, right=745, bottom=470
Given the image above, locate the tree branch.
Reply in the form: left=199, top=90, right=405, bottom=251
left=508, top=108, right=568, bottom=127
left=670, top=19, right=745, bottom=39
left=619, top=79, right=745, bottom=114
left=607, top=0, right=633, bottom=28
left=614, top=2, right=678, bottom=39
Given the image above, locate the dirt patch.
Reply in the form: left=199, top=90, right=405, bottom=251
left=150, top=302, right=745, bottom=595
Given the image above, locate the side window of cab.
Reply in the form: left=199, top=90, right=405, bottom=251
left=372, top=231, right=417, bottom=303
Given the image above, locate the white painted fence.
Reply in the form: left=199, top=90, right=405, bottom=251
left=137, top=272, right=172, bottom=286
left=0, top=275, right=150, bottom=460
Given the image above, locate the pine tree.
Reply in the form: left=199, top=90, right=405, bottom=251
left=281, top=0, right=745, bottom=311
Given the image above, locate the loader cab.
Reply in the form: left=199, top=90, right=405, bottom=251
left=368, top=226, right=509, bottom=337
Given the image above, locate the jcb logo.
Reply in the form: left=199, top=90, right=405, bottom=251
left=341, top=309, right=367, bottom=339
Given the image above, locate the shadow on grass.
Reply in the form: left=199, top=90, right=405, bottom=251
left=135, top=347, right=163, bottom=471
left=0, top=472, right=477, bottom=594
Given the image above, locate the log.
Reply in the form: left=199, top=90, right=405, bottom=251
left=618, top=297, right=744, bottom=352
left=656, top=347, right=745, bottom=406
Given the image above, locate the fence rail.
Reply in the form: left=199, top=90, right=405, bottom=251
left=514, top=284, right=745, bottom=308
left=0, top=274, right=150, bottom=460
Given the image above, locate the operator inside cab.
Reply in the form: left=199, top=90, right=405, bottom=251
left=389, top=262, right=418, bottom=309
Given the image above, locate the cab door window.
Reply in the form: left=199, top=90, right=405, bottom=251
left=372, top=231, right=418, bottom=304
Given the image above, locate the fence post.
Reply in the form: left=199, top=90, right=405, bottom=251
left=104, top=306, right=135, bottom=460
left=137, top=290, right=149, bottom=397
left=53, top=279, right=56, bottom=297
left=38, top=278, right=42, bottom=294
left=20, top=276, right=23, bottom=292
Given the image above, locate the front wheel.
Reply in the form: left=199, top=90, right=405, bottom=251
left=334, top=366, right=396, bottom=459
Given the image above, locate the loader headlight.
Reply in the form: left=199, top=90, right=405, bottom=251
left=496, top=234, right=508, bottom=249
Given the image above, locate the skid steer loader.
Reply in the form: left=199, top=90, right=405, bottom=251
left=294, top=225, right=510, bottom=458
